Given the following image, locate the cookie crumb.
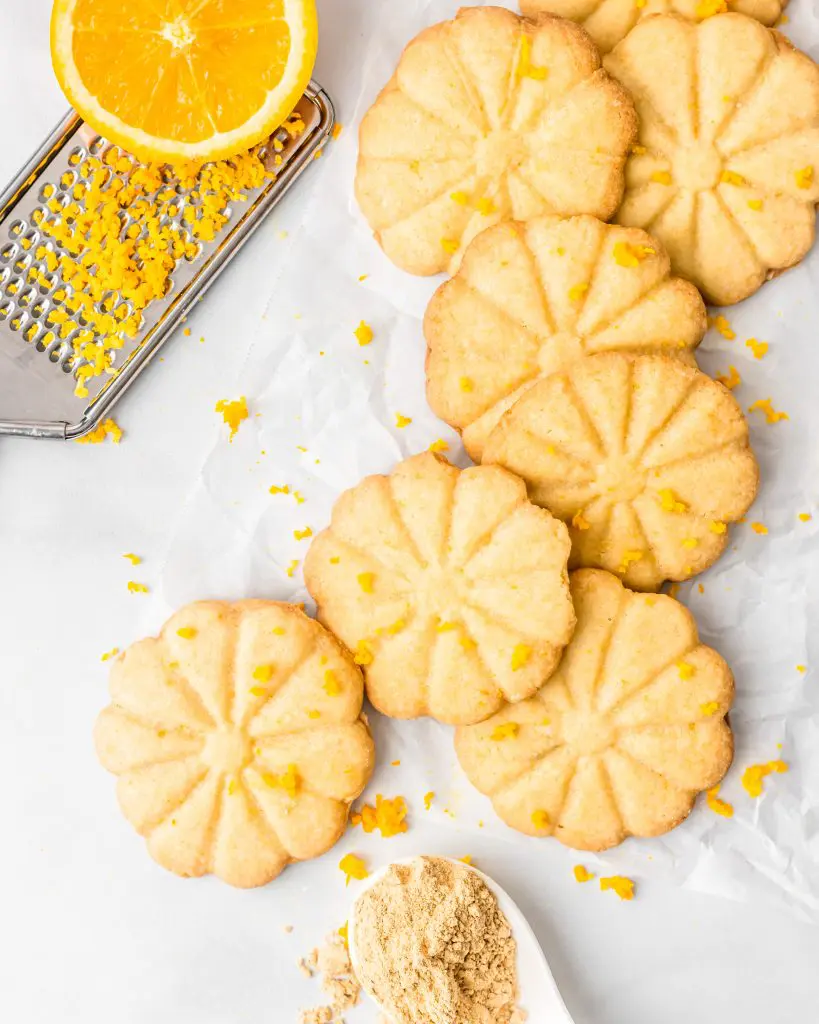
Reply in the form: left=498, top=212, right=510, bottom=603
left=298, top=931, right=360, bottom=1024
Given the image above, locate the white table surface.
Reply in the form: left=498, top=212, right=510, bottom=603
left=2, top=3, right=818, bottom=1022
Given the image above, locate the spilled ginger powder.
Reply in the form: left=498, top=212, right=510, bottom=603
left=352, top=857, right=525, bottom=1024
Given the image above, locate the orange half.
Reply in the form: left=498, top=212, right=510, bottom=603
left=51, top=0, right=318, bottom=163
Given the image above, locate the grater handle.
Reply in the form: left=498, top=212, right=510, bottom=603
left=0, top=419, right=66, bottom=438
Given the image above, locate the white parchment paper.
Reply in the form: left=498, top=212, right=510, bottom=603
left=149, top=0, right=819, bottom=935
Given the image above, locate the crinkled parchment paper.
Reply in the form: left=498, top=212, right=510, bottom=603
left=148, top=1, right=819, bottom=926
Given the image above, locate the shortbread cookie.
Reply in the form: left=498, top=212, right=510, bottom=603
left=355, top=6, right=637, bottom=276
left=483, top=353, right=758, bottom=591
left=456, top=569, right=734, bottom=850
left=604, top=13, right=819, bottom=305
left=521, top=0, right=787, bottom=57
left=304, top=453, right=575, bottom=725
left=425, top=215, right=706, bottom=460
left=94, top=602, right=374, bottom=888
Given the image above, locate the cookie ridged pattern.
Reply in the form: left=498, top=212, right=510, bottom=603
left=94, top=601, right=374, bottom=888
left=605, top=13, right=819, bottom=305
left=425, top=214, right=706, bottom=460
left=456, top=569, right=734, bottom=851
left=520, top=0, right=788, bottom=56
left=484, top=352, right=759, bottom=591
left=304, top=453, right=576, bottom=725
left=355, top=6, right=637, bottom=275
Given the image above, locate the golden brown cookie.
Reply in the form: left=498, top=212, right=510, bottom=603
left=94, top=601, right=374, bottom=888
left=483, top=352, right=758, bottom=591
left=456, top=569, right=734, bottom=850
left=425, top=215, right=706, bottom=461
left=355, top=6, right=637, bottom=275
left=604, top=13, right=819, bottom=305
left=304, top=453, right=575, bottom=725
left=521, top=0, right=787, bottom=57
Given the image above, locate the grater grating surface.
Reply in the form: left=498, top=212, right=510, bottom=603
left=0, top=83, right=333, bottom=439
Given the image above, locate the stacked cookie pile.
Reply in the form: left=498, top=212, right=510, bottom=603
left=349, top=7, right=816, bottom=846
left=94, top=4, right=818, bottom=887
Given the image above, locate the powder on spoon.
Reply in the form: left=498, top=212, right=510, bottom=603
left=352, top=856, right=526, bottom=1024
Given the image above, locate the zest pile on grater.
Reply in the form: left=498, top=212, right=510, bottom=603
left=0, top=83, right=333, bottom=439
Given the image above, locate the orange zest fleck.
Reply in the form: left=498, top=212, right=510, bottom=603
left=323, top=670, right=342, bottom=696
left=531, top=809, right=550, bottom=830
left=749, top=398, right=788, bottom=424
left=354, top=321, right=373, bottom=346
left=394, top=412, right=412, bottom=429
left=741, top=760, right=788, bottom=798
left=122, top=553, right=141, bottom=565
left=100, top=646, right=120, bottom=661
left=677, top=661, right=695, bottom=680
left=706, top=785, right=733, bottom=817
left=516, top=33, right=548, bottom=80
left=215, top=397, right=248, bottom=441
left=357, top=572, right=375, bottom=594
left=351, top=794, right=408, bottom=838
left=75, top=418, right=123, bottom=444
left=354, top=639, right=374, bottom=666
left=658, top=489, right=688, bottom=514
left=423, top=791, right=435, bottom=811
left=294, top=526, right=313, bottom=541
left=252, top=664, right=275, bottom=684
left=428, top=438, right=449, bottom=453
left=795, top=166, right=814, bottom=190
left=339, top=853, right=369, bottom=885
left=600, top=876, right=635, bottom=900
left=709, top=315, right=736, bottom=340
left=491, top=722, right=520, bottom=741
left=696, top=0, right=729, bottom=16
left=572, top=510, right=591, bottom=531
left=751, top=522, right=768, bottom=535
left=650, top=170, right=673, bottom=185
left=511, top=644, right=531, bottom=671
left=612, top=240, right=655, bottom=267
left=745, top=337, right=768, bottom=360
left=716, top=367, right=741, bottom=392
left=127, top=581, right=148, bottom=594
left=262, top=763, right=299, bottom=798
left=573, top=865, right=594, bottom=883
left=617, top=549, right=643, bottom=573
left=176, top=627, right=197, bottom=640
left=700, top=701, right=720, bottom=716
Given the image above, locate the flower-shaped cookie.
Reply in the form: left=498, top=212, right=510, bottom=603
left=425, top=215, right=706, bottom=461
left=456, top=569, right=734, bottom=850
left=94, top=601, right=374, bottom=888
left=521, top=0, right=787, bottom=56
left=483, top=353, right=759, bottom=591
left=304, top=453, right=576, bottom=725
left=604, top=13, right=819, bottom=305
left=355, top=6, right=637, bottom=276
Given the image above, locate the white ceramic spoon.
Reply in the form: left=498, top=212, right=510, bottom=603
left=347, top=856, right=575, bottom=1023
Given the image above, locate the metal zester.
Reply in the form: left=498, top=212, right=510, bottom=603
left=0, top=82, right=334, bottom=439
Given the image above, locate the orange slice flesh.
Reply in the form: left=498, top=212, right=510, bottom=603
left=51, top=0, right=318, bottom=163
